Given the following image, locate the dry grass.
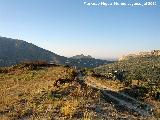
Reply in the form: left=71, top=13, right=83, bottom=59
left=145, top=98, right=160, bottom=118
left=0, top=65, right=104, bottom=120
left=0, top=66, right=77, bottom=120
left=60, top=99, right=80, bottom=117
left=0, top=65, right=156, bottom=120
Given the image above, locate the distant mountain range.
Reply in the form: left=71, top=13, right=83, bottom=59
left=0, top=36, right=111, bottom=68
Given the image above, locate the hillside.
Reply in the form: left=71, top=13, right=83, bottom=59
left=0, top=63, right=157, bottom=120
left=119, top=50, right=160, bottom=61
left=91, top=50, right=160, bottom=117
left=0, top=37, right=67, bottom=67
left=94, top=51, right=160, bottom=98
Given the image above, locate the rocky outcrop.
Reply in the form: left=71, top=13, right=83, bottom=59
left=119, top=50, right=160, bottom=61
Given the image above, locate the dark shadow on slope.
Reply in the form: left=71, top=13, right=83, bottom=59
left=101, top=90, right=135, bottom=114
left=101, top=89, right=154, bottom=117
left=119, top=86, right=149, bottom=101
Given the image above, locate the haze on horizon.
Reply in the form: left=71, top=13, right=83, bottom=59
left=0, top=0, right=159, bottom=59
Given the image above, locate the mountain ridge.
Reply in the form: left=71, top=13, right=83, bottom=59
left=119, top=50, right=160, bottom=61
left=0, top=36, right=110, bottom=68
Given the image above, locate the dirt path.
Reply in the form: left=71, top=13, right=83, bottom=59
left=77, top=72, right=154, bottom=117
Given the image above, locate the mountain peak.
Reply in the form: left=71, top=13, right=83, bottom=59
left=71, top=54, right=92, bottom=59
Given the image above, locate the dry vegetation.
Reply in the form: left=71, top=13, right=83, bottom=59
left=0, top=64, right=158, bottom=120
left=85, top=76, right=124, bottom=92
left=0, top=64, right=103, bottom=120
left=0, top=65, right=77, bottom=119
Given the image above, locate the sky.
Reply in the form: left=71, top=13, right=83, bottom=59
left=0, top=0, right=160, bottom=59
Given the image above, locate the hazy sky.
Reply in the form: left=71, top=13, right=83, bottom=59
left=0, top=0, right=160, bottom=59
